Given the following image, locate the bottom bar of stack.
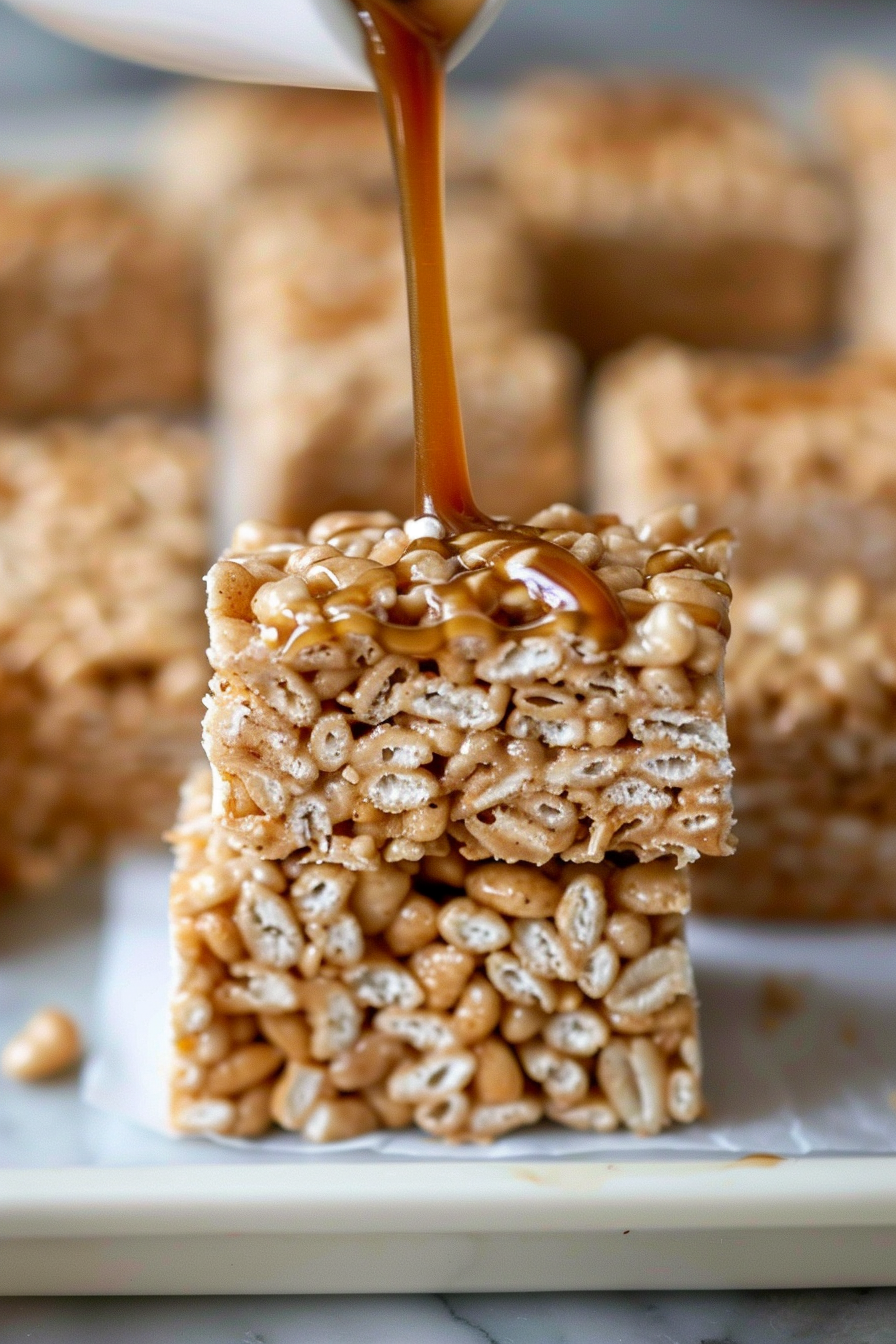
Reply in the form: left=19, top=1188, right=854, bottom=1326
left=170, top=769, right=702, bottom=1142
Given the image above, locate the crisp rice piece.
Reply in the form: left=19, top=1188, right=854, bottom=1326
left=695, top=571, right=896, bottom=919
left=591, top=341, right=896, bottom=586
left=212, top=182, right=580, bottom=532
left=0, top=415, right=208, bottom=891
left=498, top=72, right=846, bottom=358
left=0, top=181, right=203, bottom=417
left=152, top=82, right=482, bottom=230
left=201, top=506, right=734, bottom=870
left=169, top=765, right=704, bottom=1142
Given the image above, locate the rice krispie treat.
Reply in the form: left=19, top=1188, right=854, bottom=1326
left=170, top=767, right=705, bottom=1142
left=498, top=73, right=846, bottom=359
left=591, top=341, right=896, bottom=586
left=152, top=83, right=480, bottom=230
left=0, top=416, right=208, bottom=890
left=696, top=572, right=896, bottom=919
left=0, top=181, right=203, bottom=419
left=825, top=63, right=896, bottom=352
left=213, top=184, right=580, bottom=532
left=167, top=504, right=731, bottom=1142
left=203, top=507, right=733, bottom=870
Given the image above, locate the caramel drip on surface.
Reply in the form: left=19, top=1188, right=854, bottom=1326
left=288, top=527, right=635, bottom=658
left=347, top=0, right=626, bottom=652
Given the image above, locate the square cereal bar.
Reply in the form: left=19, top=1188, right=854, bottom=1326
left=0, top=415, right=208, bottom=890
left=591, top=341, right=896, bottom=585
left=213, top=184, right=581, bottom=531
left=170, top=765, right=704, bottom=1141
left=0, top=181, right=203, bottom=417
left=202, top=506, right=734, bottom=871
left=498, top=73, right=846, bottom=358
left=695, top=572, right=896, bottom=918
left=152, top=83, right=480, bottom=230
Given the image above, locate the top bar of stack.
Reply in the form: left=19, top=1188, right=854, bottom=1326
left=202, top=506, right=734, bottom=872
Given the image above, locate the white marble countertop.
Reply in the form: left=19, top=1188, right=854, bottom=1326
left=1, top=1289, right=895, bottom=1341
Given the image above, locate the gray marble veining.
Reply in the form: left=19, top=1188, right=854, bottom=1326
left=1, top=1292, right=895, bottom=1343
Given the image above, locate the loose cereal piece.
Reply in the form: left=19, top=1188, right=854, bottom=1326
left=212, top=183, right=579, bottom=530
left=499, top=72, right=845, bottom=359
left=168, top=768, right=706, bottom=1141
left=0, top=181, right=202, bottom=417
left=0, top=416, right=207, bottom=891
left=2, top=1008, right=82, bottom=1081
left=591, top=342, right=896, bottom=585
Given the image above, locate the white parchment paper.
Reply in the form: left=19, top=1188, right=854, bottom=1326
left=82, top=851, right=896, bottom=1161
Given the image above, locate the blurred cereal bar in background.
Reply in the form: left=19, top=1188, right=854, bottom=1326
left=498, top=72, right=847, bottom=360
left=212, top=184, right=581, bottom=531
left=0, top=416, right=207, bottom=891
left=591, top=341, right=896, bottom=586
left=699, top=572, right=896, bottom=918
left=168, top=504, right=733, bottom=1141
left=0, top=182, right=204, bottom=418
left=152, top=84, right=482, bottom=231
left=824, top=63, right=896, bottom=353
left=591, top=343, right=896, bottom=917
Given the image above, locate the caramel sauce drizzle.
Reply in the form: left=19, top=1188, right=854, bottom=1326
left=338, top=0, right=626, bottom=655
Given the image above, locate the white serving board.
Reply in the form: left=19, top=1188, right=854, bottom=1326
left=2, top=1156, right=896, bottom=1294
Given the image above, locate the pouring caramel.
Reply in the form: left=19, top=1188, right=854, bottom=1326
left=344, top=0, right=626, bottom=652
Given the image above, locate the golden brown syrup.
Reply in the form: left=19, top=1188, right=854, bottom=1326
left=342, top=0, right=626, bottom=654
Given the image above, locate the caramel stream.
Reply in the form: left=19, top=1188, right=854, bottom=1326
left=341, top=0, right=625, bottom=653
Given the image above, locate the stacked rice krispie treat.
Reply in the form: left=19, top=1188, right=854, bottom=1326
left=591, top=342, right=896, bottom=917
left=169, top=504, right=734, bottom=1141
left=0, top=181, right=203, bottom=417
left=825, top=63, right=896, bottom=353
left=498, top=73, right=846, bottom=358
left=0, top=416, right=208, bottom=890
left=212, top=184, right=581, bottom=532
left=152, top=83, right=480, bottom=231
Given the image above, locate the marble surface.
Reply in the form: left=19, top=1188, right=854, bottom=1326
left=0, top=1290, right=895, bottom=1341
